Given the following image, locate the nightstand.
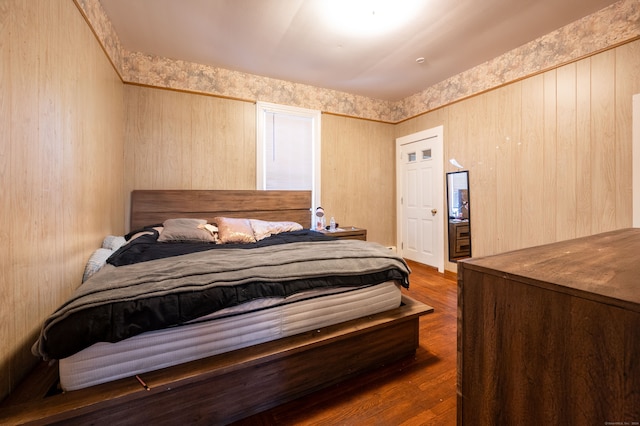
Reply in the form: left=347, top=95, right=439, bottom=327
left=448, top=220, right=470, bottom=259
left=316, top=226, right=367, bottom=241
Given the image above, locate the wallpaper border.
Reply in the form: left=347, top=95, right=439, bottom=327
left=76, top=0, right=640, bottom=123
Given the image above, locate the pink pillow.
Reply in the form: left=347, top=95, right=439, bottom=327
left=213, top=217, right=256, bottom=244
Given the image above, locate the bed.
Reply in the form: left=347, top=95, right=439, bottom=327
left=0, top=190, right=433, bottom=425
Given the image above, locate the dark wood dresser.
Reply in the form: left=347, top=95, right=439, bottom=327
left=457, top=228, right=640, bottom=425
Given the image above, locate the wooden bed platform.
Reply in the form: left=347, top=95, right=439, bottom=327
left=0, top=295, right=432, bottom=425
left=0, top=190, right=434, bottom=425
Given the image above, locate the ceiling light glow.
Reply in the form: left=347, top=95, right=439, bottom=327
left=320, top=0, right=422, bottom=37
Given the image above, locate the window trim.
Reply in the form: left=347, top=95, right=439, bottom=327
left=256, top=101, right=321, bottom=218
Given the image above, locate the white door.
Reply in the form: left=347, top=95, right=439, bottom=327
left=396, top=127, right=444, bottom=272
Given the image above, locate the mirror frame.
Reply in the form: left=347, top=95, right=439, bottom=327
left=446, top=170, right=471, bottom=262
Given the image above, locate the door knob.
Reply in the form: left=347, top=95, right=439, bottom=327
left=431, top=209, right=437, bottom=215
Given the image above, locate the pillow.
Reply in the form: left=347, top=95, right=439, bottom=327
left=202, top=223, right=219, bottom=240
left=128, top=227, right=163, bottom=242
left=124, top=224, right=162, bottom=241
left=213, top=217, right=256, bottom=244
left=82, top=248, right=113, bottom=282
left=157, top=218, right=217, bottom=243
left=250, top=219, right=303, bottom=241
left=102, top=235, right=127, bottom=251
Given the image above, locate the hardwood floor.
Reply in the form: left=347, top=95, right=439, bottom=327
left=233, top=260, right=458, bottom=426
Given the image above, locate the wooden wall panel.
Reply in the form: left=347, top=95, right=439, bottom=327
left=494, top=83, right=522, bottom=254
left=556, top=63, right=578, bottom=241
left=442, top=106, right=464, bottom=270
left=126, top=86, right=157, bottom=190
left=191, top=95, right=221, bottom=188
left=0, top=0, right=11, bottom=401
left=123, top=41, right=640, bottom=270
left=542, top=70, right=558, bottom=245
left=591, top=50, right=617, bottom=234
left=123, top=86, right=256, bottom=228
left=0, top=0, right=124, bottom=401
left=520, top=74, right=546, bottom=248
left=8, top=0, right=41, bottom=388
left=576, top=58, right=593, bottom=238
left=124, top=94, right=396, bottom=244
left=396, top=39, right=640, bottom=268
left=469, top=93, right=499, bottom=257
left=615, top=41, right=640, bottom=229
left=321, top=115, right=395, bottom=245
left=159, top=90, right=191, bottom=188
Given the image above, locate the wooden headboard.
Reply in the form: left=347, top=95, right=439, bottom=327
left=130, top=190, right=312, bottom=230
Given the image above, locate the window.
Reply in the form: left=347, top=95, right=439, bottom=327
left=256, top=102, right=321, bottom=214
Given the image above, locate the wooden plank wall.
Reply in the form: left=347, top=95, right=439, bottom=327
left=321, top=114, right=396, bottom=245
left=123, top=86, right=257, bottom=226
left=123, top=88, right=397, bottom=244
left=0, top=0, right=125, bottom=402
left=396, top=40, right=640, bottom=269
left=124, top=39, right=640, bottom=265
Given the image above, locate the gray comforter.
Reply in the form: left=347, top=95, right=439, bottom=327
left=33, top=239, right=410, bottom=360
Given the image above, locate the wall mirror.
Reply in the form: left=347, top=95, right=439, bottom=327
left=446, top=171, right=471, bottom=261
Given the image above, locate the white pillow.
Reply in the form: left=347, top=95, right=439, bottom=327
left=82, top=248, right=113, bottom=282
left=102, top=235, right=127, bottom=251
left=250, top=219, right=303, bottom=241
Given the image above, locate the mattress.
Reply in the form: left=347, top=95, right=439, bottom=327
left=59, top=280, right=402, bottom=391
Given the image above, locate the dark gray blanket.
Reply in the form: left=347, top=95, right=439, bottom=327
left=33, top=239, right=410, bottom=360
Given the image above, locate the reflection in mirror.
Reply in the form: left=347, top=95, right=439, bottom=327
left=447, top=171, right=471, bottom=261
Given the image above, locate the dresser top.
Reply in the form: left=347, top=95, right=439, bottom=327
left=460, top=228, right=640, bottom=311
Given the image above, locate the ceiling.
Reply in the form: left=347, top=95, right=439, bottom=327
left=98, top=0, right=619, bottom=101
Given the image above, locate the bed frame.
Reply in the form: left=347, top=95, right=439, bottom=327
left=0, top=190, right=433, bottom=425
left=129, top=189, right=314, bottom=230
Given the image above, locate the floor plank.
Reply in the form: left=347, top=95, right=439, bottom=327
left=232, top=260, right=457, bottom=426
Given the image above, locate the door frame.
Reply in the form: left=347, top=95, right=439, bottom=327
left=395, top=126, right=444, bottom=273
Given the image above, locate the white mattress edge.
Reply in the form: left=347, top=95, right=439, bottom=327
left=59, top=281, right=402, bottom=391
